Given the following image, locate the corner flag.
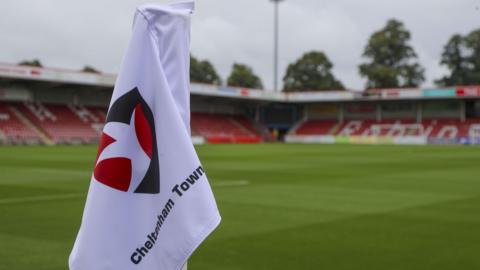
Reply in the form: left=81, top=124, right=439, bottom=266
left=69, top=2, right=221, bottom=269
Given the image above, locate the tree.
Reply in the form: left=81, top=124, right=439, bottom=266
left=359, top=19, right=425, bottom=89
left=283, top=51, right=344, bottom=92
left=82, top=66, right=101, bottom=74
left=436, top=29, right=480, bottom=86
left=190, top=55, right=221, bottom=85
left=18, top=59, right=43, bottom=67
left=227, top=63, right=263, bottom=89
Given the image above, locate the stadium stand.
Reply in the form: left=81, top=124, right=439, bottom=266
left=0, top=101, right=263, bottom=145
left=294, top=120, right=338, bottom=136
left=292, top=119, right=480, bottom=139
left=1, top=64, right=479, bottom=145
left=87, top=106, right=107, bottom=123
left=0, top=103, right=41, bottom=144
left=191, top=113, right=262, bottom=143
left=14, top=102, right=103, bottom=144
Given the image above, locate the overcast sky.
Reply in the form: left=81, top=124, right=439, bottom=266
left=0, top=0, right=479, bottom=91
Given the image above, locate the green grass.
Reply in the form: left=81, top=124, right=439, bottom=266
left=0, top=144, right=479, bottom=270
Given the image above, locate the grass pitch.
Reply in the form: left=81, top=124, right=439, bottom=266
left=0, top=144, right=479, bottom=270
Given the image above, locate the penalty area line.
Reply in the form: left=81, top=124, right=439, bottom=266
left=0, top=193, right=85, bottom=205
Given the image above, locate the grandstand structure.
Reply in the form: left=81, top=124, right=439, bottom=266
left=0, top=62, right=479, bottom=145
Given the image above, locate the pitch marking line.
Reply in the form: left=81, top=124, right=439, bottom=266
left=0, top=180, right=249, bottom=205
left=212, top=180, right=249, bottom=187
left=0, top=193, right=84, bottom=205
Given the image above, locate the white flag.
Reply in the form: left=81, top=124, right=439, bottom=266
left=69, top=2, right=221, bottom=270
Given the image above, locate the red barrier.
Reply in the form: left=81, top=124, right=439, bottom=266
left=207, top=136, right=262, bottom=144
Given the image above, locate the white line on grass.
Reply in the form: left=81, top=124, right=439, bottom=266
left=0, top=180, right=249, bottom=205
left=0, top=193, right=84, bottom=205
left=212, top=180, right=249, bottom=187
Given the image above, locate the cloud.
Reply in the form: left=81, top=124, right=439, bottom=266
left=0, top=0, right=479, bottom=90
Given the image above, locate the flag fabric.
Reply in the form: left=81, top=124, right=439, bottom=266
left=69, top=2, right=221, bottom=270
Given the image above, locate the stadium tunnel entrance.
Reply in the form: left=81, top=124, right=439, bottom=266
left=258, top=103, right=301, bottom=141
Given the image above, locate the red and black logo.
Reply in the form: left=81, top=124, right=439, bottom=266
left=94, top=87, right=160, bottom=194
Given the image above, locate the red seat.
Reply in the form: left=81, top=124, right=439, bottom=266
left=15, top=103, right=104, bottom=144
left=296, top=120, right=337, bottom=135
left=191, top=113, right=261, bottom=143
left=0, top=103, right=41, bottom=144
left=293, top=118, right=480, bottom=139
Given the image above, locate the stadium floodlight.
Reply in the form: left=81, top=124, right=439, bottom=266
left=271, top=0, right=284, bottom=92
